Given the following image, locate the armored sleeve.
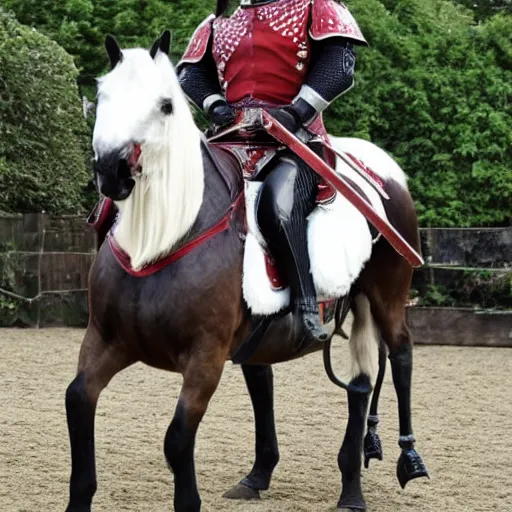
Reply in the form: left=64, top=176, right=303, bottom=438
left=291, top=37, right=356, bottom=124
left=305, top=37, right=356, bottom=103
left=177, top=14, right=225, bottom=112
left=178, top=39, right=224, bottom=112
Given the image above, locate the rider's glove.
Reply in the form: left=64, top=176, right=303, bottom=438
left=207, top=100, right=236, bottom=128
left=267, top=106, right=301, bottom=133
left=268, top=98, right=317, bottom=134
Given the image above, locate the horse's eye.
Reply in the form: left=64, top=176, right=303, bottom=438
left=161, top=99, right=173, bottom=115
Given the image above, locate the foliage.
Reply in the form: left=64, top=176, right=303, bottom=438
left=0, top=9, right=90, bottom=214
left=2, top=0, right=512, bottom=226
left=1, top=0, right=212, bottom=89
left=411, top=267, right=512, bottom=308
left=453, top=0, right=512, bottom=21
left=326, top=0, right=512, bottom=226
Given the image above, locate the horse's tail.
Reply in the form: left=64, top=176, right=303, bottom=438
left=323, top=294, right=380, bottom=394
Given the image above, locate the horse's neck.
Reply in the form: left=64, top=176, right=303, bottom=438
left=114, top=131, right=206, bottom=270
left=188, top=146, right=234, bottom=236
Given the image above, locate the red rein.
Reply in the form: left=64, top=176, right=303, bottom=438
left=128, top=143, right=142, bottom=170
left=108, top=192, right=244, bottom=277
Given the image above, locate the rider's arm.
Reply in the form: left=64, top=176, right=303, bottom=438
left=272, top=0, right=366, bottom=132
left=178, top=38, right=224, bottom=113
left=177, top=16, right=234, bottom=127
left=291, top=37, right=356, bottom=125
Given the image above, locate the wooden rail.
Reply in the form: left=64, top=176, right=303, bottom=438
left=1, top=214, right=510, bottom=345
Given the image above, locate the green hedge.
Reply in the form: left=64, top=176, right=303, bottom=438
left=326, top=0, right=512, bottom=227
left=2, top=1, right=512, bottom=226
left=0, top=9, right=90, bottom=214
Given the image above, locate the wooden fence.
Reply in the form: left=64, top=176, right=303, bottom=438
left=0, top=214, right=511, bottom=346
left=407, top=227, right=512, bottom=347
left=0, top=213, right=95, bottom=327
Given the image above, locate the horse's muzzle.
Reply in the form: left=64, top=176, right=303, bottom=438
left=94, top=154, right=135, bottom=201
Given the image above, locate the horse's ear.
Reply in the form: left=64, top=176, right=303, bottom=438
left=150, top=30, right=172, bottom=59
left=105, top=35, right=123, bottom=69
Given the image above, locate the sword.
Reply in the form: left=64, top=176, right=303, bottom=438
left=315, top=139, right=390, bottom=200
left=262, top=111, right=424, bottom=268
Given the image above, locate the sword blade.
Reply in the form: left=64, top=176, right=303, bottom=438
left=262, top=111, right=424, bottom=267
left=319, top=140, right=390, bottom=200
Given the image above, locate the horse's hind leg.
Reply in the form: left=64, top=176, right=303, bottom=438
left=224, top=364, right=279, bottom=500
left=384, top=321, right=429, bottom=488
left=65, top=327, right=133, bottom=512
left=363, top=252, right=429, bottom=488
left=164, top=351, right=226, bottom=512
left=363, top=340, right=386, bottom=468
left=337, top=294, right=378, bottom=511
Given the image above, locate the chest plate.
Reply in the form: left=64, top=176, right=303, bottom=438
left=212, top=0, right=312, bottom=101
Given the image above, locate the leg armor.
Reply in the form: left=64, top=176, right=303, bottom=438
left=256, top=152, right=328, bottom=348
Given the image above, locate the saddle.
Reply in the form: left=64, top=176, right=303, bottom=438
left=204, top=120, right=340, bottom=293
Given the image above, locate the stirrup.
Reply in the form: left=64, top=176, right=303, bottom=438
left=294, top=310, right=328, bottom=354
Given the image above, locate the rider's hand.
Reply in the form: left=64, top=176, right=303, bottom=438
left=267, top=106, right=301, bottom=133
left=268, top=98, right=318, bottom=134
left=208, top=100, right=235, bottom=128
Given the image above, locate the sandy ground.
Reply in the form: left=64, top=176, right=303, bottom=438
left=1, top=328, right=511, bottom=512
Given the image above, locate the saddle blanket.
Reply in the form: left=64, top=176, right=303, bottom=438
left=243, top=137, right=398, bottom=315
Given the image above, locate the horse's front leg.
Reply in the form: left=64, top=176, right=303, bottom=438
left=387, top=325, right=429, bottom=488
left=65, top=327, right=133, bottom=512
left=165, top=351, right=225, bottom=512
left=363, top=340, right=386, bottom=468
left=224, top=364, right=279, bottom=500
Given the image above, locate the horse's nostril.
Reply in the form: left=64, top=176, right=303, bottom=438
left=117, top=159, right=132, bottom=180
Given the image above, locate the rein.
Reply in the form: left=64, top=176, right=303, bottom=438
left=108, top=191, right=244, bottom=277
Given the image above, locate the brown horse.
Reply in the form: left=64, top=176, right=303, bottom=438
left=65, top=32, right=427, bottom=512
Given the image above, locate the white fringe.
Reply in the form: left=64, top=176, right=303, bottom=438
left=242, top=192, right=373, bottom=314
left=94, top=49, right=204, bottom=270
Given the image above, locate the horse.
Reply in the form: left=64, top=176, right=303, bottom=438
left=65, top=31, right=428, bottom=512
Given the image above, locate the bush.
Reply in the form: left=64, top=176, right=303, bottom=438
left=0, top=9, right=90, bottom=214
left=326, top=0, right=512, bottom=227
left=3, top=1, right=511, bottom=226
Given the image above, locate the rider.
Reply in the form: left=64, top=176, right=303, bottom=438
left=177, top=0, right=367, bottom=349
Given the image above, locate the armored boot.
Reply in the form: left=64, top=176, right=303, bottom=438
left=257, top=155, right=328, bottom=351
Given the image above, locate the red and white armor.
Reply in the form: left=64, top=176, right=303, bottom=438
left=309, top=0, right=365, bottom=41
left=179, top=0, right=366, bottom=110
left=177, top=1, right=368, bottom=344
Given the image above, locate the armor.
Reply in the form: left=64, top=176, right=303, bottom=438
left=178, top=0, right=366, bottom=350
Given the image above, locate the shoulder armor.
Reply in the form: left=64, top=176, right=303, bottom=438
left=178, top=14, right=215, bottom=68
left=309, top=0, right=367, bottom=45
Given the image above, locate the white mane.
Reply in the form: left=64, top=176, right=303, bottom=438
left=94, top=48, right=204, bottom=270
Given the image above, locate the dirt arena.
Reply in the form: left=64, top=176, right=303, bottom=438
left=1, top=328, right=511, bottom=511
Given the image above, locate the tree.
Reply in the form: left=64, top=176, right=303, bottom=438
left=3, top=0, right=511, bottom=226
left=0, top=9, right=90, bottom=213
left=326, top=0, right=512, bottom=226
left=1, top=0, right=212, bottom=88
left=453, top=0, right=512, bottom=21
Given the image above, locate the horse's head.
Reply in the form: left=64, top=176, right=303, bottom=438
left=92, top=30, right=175, bottom=201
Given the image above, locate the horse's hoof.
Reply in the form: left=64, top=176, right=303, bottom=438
left=364, top=430, right=383, bottom=468
left=223, top=483, right=261, bottom=500
left=337, top=495, right=366, bottom=511
left=397, top=448, right=429, bottom=489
